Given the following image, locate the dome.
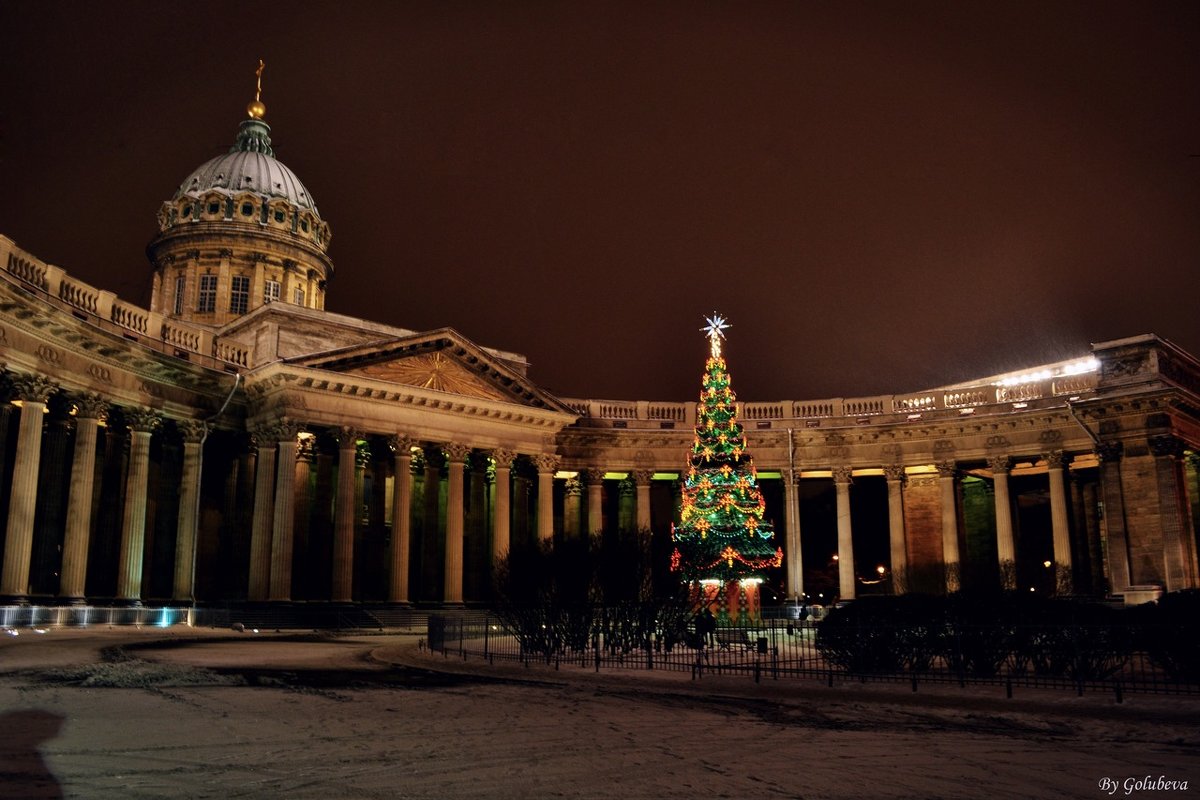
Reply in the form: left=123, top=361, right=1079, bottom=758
left=173, top=119, right=320, bottom=216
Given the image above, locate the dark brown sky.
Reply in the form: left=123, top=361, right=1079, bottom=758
left=2, top=1, right=1197, bottom=402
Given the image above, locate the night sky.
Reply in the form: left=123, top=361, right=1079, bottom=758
left=2, top=2, right=1197, bottom=403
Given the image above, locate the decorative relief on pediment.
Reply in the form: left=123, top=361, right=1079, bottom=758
left=347, top=352, right=509, bottom=402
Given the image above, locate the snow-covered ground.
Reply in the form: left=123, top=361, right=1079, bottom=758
left=0, top=626, right=1195, bottom=799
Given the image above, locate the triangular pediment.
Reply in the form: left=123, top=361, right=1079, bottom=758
left=289, top=328, right=574, bottom=412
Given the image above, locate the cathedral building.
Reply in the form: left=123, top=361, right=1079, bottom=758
left=1, top=90, right=1198, bottom=613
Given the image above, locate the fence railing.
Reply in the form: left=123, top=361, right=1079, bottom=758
left=427, top=613, right=1198, bottom=698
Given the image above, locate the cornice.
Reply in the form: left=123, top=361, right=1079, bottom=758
left=243, top=363, right=576, bottom=431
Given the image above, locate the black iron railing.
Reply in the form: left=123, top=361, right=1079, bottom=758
left=427, top=612, right=1199, bottom=698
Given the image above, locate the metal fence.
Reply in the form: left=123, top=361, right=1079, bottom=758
left=427, top=612, right=1199, bottom=699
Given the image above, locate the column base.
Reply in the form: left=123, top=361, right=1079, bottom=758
left=0, top=594, right=30, bottom=606
left=114, top=598, right=143, bottom=608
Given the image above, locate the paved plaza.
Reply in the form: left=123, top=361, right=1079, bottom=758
left=0, top=627, right=1195, bottom=799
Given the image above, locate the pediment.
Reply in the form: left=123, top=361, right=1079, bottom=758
left=290, top=328, right=573, bottom=413
left=350, top=351, right=510, bottom=402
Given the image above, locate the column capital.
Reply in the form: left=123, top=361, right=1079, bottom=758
left=248, top=423, right=274, bottom=446
left=564, top=476, right=583, bottom=496
left=124, top=408, right=161, bottom=433
left=333, top=426, right=364, bottom=449
left=632, top=469, right=654, bottom=485
left=935, top=460, right=957, bottom=478
left=882, top=463, right=906, bottom=482
left=71, top=392, right=109, bottom=421
left=445, top=442, right=472, bottom=464
left=584, top=467, right=606, bottom=484
left=10, top=373, right=57, bottom=404
left=273, top=419, right=307, bottom=442
left=177, top=419, right=207, bottom=444
left=1043, top=449, right=1069, bottom=469
left=1096, top=441, right=1123, bottom=463
left=422, top=445, right=446, bottom=470
left=490, top=449, right=518, bottom=469
left=297, top=434, right=316, bottom=462
left=832, top=465, right=853, bottom=485
left=986, top=455, right=1010, bottom=475
left=1148, top=435, right=1184, bottom=459
left=533, top=454, right=560, bottom=473
left=387, top=434, right=418, bottom=454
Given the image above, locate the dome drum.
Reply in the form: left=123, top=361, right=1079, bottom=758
left=147, top=113, right=333, bottom=327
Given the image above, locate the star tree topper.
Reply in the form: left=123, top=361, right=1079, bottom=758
left=702, top=313, right=730, bottom=358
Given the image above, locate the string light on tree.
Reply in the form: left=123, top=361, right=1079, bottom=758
left=671, top=314, right=781, bottom=622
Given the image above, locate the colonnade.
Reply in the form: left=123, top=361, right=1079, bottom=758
left=1, top=366, right=1196, bottom=606
left=0, top=372, right=210, bottom=604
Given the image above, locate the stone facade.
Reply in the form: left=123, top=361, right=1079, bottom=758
left=1, top=100, right=1197, bottom=609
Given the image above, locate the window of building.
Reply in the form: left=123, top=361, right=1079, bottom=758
left=208, top=201, right=220, bottom=215
left=274, top=209, right=286, bottom=223
left=197, top=274, right=217, bottom=313
left=264, top=279, right=281, bottom=304
left=300, top=219, right=309, bottom=233
left=230, top=275, right=250, bottom=314
left=241, top=202, right=254, bottom=217
left=293, top=286, right=305, bottom=305
left=173, top=275, right=185, bottom=315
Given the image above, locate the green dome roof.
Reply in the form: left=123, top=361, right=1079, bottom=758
left=172, top=119, right=320, bottom=216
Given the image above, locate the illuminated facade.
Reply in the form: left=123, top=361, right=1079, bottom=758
left=1, top=95, right=1198, bottom=609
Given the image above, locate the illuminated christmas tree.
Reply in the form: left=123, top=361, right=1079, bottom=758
left=671, top=314, right=782, bottom=621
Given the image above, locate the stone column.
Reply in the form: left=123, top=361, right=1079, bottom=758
left=1149, top=436, right=1193, bottom=591
left=585, top=467, right=605, bottom=536
left=491, top=450, right=516, bottom=562
left=563, top=476, right=582, bottom=538
left=832, top=466, right=855, bottom=602
left=58, top=394, right=107, bottom=602
left=247, top=425, right=277, bottom=602
left=937, top=460, right=961, bottom=592
left=443, top=443, right=470, bottom=605
left=387, top=435, right=415, bottom=604
left=534, top=455, right=558, bottom=542
left=269, top=421, right=305, bottom=602
left=116, top=409, right=160, bottom=604
left=292, top=435, right=315, bottom=599
left=1045, top=450, right=1074, bottom=593
left=618, top=476, right=635, bottom=532
left=171, top=420, right=207, bottom=602
left=32, top=405, right=71, bottom=596
left=783, top=471, right=804, bottom=600
left=0, top=375, right=57, bottom=601
left=1097, top=442, right=1131, bottom=593
left=1185, top=454, right=1200, bottom=588
left=332, top=427, right=362, bottom=603
left=0, top=403, right=13, bottom=510
left=988, top=455, right=1016, bottom=589
left=883, top=464, right=908, bottom=594
left=420, top=447, right=445, bottom=601
left=633, top=469, right=653, bottom=532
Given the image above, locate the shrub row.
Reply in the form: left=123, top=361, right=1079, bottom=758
left=815, top=590, right=1200, bottom=682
